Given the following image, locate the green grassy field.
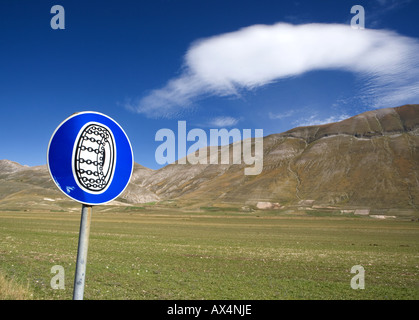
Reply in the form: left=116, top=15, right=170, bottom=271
left=0, top=208, right=418, bottom=300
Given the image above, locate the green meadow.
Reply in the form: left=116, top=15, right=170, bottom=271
left=0, top=207, right=418, bottom=300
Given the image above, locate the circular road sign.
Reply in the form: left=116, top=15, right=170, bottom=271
left=47, top=111, right=134, bottom=205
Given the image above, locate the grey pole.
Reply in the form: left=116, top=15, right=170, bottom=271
left=73, top=204, right=93, bottom=300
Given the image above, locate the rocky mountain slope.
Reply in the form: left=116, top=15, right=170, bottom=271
left=127, top=104, right=419, bottom=210
left=0, top=104, right=418, bottom=212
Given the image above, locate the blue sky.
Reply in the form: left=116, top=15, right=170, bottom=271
left=1, top=0, right=418, bottom=169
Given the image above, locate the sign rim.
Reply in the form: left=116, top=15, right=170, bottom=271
left=47, top=111, right=134, bottom=205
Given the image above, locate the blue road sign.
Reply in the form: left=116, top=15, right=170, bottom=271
left=47, top=112, right=134, bottom=205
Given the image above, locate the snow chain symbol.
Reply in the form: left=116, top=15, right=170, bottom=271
left=73, top=123, right=115, bottom=193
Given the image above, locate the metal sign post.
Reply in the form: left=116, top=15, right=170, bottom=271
left=73, top=204, right=93, bottom=300
left=47, top=111, right=134, bottom=300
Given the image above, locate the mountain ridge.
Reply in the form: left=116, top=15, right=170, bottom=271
left=278, top=104, right=419, bottom=143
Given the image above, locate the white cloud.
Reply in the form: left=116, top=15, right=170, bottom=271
left=269, top=110, right=295, bottom=120
left=293, top=113, right=350, bottom=127
left=207, top=116, right=239, bottom=127
left=129, top=22, right=419, bottom=118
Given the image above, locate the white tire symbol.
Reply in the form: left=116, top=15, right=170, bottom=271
left=73, top=123, right=115, bottom=193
